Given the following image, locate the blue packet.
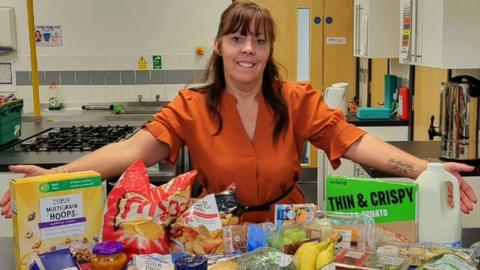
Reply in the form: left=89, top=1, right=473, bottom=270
left=29, top=248, right=80, bottom=270
left=247, top=224, right=269, bottom=252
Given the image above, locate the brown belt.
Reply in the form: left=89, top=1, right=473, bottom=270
left=244, top=184, right=295, bottom=211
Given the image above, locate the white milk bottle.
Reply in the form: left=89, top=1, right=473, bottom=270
left=417, top=163, right=461, bottom=247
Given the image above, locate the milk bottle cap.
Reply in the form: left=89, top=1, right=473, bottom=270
left=427, top=163, right=443, bottom=171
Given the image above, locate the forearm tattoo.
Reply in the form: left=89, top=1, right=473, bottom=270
left=387, top=158, right=415, bottom=176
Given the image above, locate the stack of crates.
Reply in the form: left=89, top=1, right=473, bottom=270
left=0, top=98, right=23, bottom=145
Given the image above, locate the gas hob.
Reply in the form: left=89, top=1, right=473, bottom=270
left=16, top=125, right=137, bottom=152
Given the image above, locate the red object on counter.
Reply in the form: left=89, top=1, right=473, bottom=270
left=398, top=87, right=409, bottom=121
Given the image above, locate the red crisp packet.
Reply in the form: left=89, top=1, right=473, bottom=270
left=102, top=160, right=197, bottom=257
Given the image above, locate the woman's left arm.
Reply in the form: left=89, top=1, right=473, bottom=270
left=343, top=133, right=477, bottom=214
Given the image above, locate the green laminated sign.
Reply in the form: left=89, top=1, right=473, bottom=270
left=326, top=175, right=418, bottom=223
left=152, top=55, right=162, bottom=70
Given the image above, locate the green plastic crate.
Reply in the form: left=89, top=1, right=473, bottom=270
left=0, top=99, right=23, bottom=145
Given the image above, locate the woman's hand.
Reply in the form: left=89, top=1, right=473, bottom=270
left=443, top=162, right=478, bottom=214
left=0, top=165, right=50, bottom=218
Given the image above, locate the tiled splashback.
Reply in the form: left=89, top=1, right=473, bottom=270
left=16, top=70, right=203, bottom=86
left=14, top=53, right=211, bottom=113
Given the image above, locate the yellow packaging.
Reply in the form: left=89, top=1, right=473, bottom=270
left=10, top=171, right=104, bottom=270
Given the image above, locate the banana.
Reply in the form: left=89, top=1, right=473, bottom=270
left=315, top=240, right=335, bottom=270
left=296, top=239, right=331, bottom=270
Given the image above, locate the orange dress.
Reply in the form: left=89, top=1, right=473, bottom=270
left=144, top=81, right=366, bottom=222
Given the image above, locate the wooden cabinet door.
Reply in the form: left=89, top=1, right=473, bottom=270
left=250, top=0, right=355, bottom=167
left=252, top=0, right=323, bottom=167
left=250, top=0, right=323, bottom=92
left=413, top=66, right=447, bottom=141
left=323, top=0, right=356, bottom=99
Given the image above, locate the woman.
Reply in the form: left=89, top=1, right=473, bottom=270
left=1, top=1, right=477, bottom=222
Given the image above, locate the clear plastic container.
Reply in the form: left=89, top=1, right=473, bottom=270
left=91, top=241, right=128, bottom=270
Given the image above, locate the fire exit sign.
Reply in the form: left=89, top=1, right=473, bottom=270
left=152, top=55, right=162, bottom=70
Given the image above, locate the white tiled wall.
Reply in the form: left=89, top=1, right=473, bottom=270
left=0, top=0, right=229, bottom=112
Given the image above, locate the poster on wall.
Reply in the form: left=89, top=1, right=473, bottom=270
left=35, top=25, right=63, bottom=47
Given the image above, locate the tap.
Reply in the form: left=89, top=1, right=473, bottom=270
left=428, top=115, right=441, bottom=140
left=155, top=94, right=160, bottom=102
left=137, top=94, right=143, bottom=103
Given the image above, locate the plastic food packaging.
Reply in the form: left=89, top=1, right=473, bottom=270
left=102, top=160, right=197, bottom=257
left=29, top=248, right=80, bottom=270
left=375, top=242, right=477, bottom=267
left=90, top=241, right=128, bottom=270
left=174, top=255, right=208, bottom=270
left=274, top=204, right=317, bottom=229
left=126, top=254, right=174, bottom=270
left=326, top=211, right=376, bottom=251
left=416, top=253, right=477, bottom=270
left=169, top=184, right=242, bottom=254
left=223, top=222, right=274, bottom=253
left=335, top=248, right=409, bottom=270
left=268, top=217, right=333, bottom=254
left=223, top=224, right=248, bottom=253
left=237, top=247, right=296, bottom=270
left=207, top=254, right=240, bottom=270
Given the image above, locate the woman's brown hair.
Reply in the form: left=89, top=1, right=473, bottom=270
left=198, top=1, right=289, bottom=143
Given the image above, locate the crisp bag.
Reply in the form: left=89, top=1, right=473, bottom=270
left=169, top=183, right=243, bottom=254
left=102, top=160, right=197, bottom=257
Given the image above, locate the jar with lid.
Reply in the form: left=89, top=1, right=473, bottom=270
left=90, top=241, right=128, bottom=270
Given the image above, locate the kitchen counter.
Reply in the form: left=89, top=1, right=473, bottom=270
left=346, top=114, right=409, bottom=127
left=2, top=228, right=480, bottom=269
left=362, top=141, right=480, bottom=177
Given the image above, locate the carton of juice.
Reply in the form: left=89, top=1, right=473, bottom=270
left=10, top=171, right=104, bottom=270
left=274, top=204, right=317, bottom=229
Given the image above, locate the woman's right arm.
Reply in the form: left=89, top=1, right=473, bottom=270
left=1, top=128, right=170, bottom=217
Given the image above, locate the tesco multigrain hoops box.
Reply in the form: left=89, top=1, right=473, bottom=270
left=10, top=171, right=104, bottom=270
left=326, top=175, right=418, bottom=244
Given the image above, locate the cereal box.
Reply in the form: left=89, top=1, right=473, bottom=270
left=274, top=204, right=317, bottom=229
left=10, top=171, right=104, bottom=270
